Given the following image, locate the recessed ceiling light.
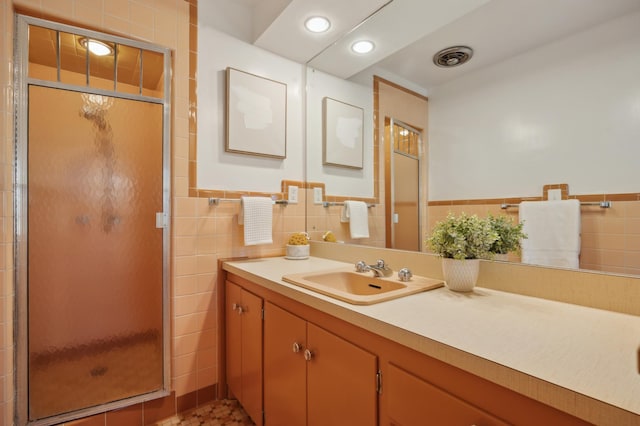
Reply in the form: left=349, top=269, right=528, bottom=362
left=351, top=40, right=375, bottom=54
left=79, top=37, right=114, bottom=56
left=304, top=16, right=331, bottom=33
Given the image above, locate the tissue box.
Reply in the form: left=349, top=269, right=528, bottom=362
left=286, top=244, right=309, bottom=260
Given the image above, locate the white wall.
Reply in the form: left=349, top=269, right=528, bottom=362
left=307, top=68, right=374, bottom=197
left=428, top=11, right=640, bottom=201
left=198, top=3, right=305, bottom=192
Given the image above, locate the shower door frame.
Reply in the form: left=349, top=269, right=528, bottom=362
left=13, top=15, right=172, bottom=426
left=385, top=118, right=424, bottom=251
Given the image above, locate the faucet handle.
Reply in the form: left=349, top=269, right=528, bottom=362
left=355, top=260, right=369, bottom=273
left=375, top=259, right=387, bottom=268
left=398, top=268, right=413, bottom=282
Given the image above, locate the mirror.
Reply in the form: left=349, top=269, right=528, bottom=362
left=304, top=0, right=640, bottom=277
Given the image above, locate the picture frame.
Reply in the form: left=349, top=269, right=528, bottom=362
left=226, top=67, right=287, bottom=158
left=323, top=97, right=364, bottom=169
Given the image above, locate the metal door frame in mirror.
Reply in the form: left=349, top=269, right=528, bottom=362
left=386, top=118, right=425, bottom=252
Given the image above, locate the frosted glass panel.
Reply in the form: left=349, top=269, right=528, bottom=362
left=27, top=85, right=164, bottom=420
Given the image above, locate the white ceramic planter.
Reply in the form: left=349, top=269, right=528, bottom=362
left=441, top=258, right=480, bottom=292
left=285, top=244, right=310, bottom=260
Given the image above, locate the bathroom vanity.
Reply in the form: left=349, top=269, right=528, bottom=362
left=221, top=256, right=640, bottom=426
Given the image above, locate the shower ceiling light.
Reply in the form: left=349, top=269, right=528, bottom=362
left=351, top=40, right=375, bottom=54
left=79, top=37, right=114, bottom=56
left=304, top=16, right=331, bottom=33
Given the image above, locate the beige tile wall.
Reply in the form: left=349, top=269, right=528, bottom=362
left=581, top=200, right=640, bottom=275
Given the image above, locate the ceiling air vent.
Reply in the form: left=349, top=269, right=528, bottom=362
left=433, top=46, right=473, bottom=68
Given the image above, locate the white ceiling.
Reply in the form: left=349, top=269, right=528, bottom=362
left=207, top=0, right=640, bottom=93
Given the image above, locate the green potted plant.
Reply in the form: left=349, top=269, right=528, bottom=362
left=426, top=213, right=498, bottom=292
left=487, top=214, right=527, bottom=260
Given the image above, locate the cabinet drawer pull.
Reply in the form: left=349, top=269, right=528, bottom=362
left=292, top=342, right=303, bottom=353
left=304, top=349, right=314, bottom=361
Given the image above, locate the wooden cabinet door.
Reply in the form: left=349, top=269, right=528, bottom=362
left=307, top=323, right=378, bottom=426
left=264, top=302, right=307, bottom=426
left=386, top=363, right=508, bottom=426
left=225, top=281, right=243, bottom=400
left=225, top=281, right=263, bottom=426
left=241, top=289, right=263, bottom=426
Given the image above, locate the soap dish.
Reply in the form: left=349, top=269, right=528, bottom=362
left=286, top=244, right=309, bottom=260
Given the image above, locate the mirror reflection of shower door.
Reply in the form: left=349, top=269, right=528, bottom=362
left=27, top=85, right=164, bottom=420
left=393, top=152, right=420, bottom=250
left=387, top=119, right=422, bottom=251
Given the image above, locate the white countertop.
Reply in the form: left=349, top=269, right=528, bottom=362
left=223, top=256, right=640, bottom=423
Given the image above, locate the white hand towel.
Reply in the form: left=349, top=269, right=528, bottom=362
left=239, top=196, right=273, bottom=246
left=519, top=199, right=581, bottom=268
left=340, top=200, right=370, bottom=239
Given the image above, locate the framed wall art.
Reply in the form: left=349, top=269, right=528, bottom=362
left=323, top=97, right=364, bottom=169
left=226, top=67, right=287, bottom=158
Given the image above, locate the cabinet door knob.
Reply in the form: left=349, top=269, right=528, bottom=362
left=292, top=342, right=302, bottom=353
left=237, top=305, right=244, bottom=315
left=231, top=303, right=239, bottom=311
left=304, top=349, right=313, bottom=361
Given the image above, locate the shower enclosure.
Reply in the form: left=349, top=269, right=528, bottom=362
left=14, top=16, right=171, bottom=425
left=385, top=119, right=423, bottom=251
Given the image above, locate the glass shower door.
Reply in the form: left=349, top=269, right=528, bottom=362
left=388, top=119, right=422, bottom=251
left=27, top=85, right=164, bottom=420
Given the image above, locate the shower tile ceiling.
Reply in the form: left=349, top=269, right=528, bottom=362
left=28, top=25, right=164, bottom=91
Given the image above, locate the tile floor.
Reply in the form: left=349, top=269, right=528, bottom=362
left=156, top=399, right=255, bottom=426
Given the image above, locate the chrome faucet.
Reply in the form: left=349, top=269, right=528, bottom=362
left=355, top=259, right=393, bottom=277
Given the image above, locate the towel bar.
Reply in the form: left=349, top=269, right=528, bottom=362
left=208, top=197, right=288, bottom=206
left=322, top=201, right=375, bottom=208
left=501, top=201, right=611, bottom=209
